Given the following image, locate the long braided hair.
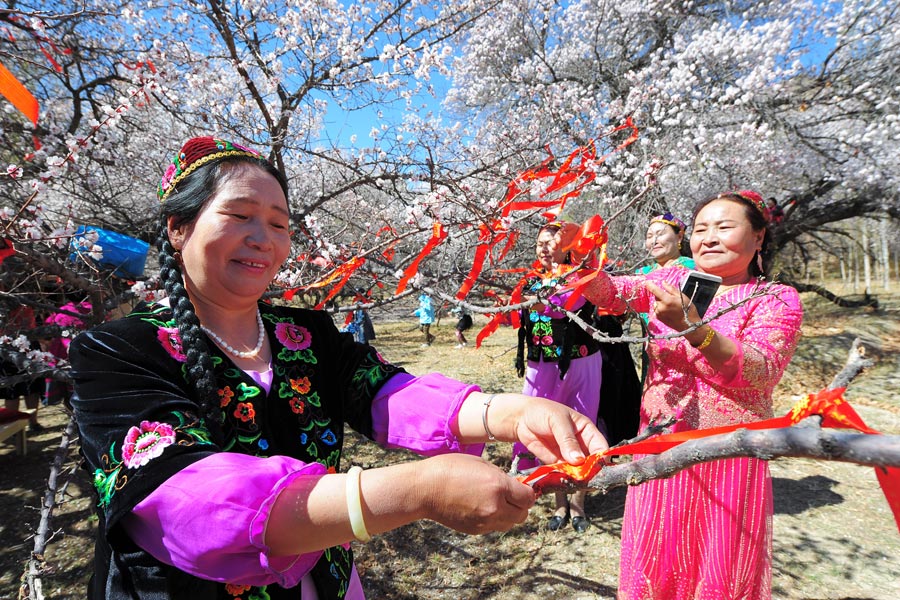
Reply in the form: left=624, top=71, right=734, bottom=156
left=155, top=156, right=289, bottom=421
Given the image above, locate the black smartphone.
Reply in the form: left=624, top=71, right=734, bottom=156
left=680, top=271, right=722, bottom=318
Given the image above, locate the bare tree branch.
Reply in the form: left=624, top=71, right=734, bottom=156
left=21, top=414, right=78, bottom=600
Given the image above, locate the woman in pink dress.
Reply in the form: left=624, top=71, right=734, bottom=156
left=584, top=190, right=803, bottom=599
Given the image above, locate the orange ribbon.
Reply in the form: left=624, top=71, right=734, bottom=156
left=456, top=224, right=498, bottom=300
left=474, top=275, right=529, bottom=347
left=395, top=223, right=448, bottom=294
left=518, top=388, right=900, bottom=532
left=313, top=257, right=364, bottom=309
left=0, top=60, right=38, bottom=125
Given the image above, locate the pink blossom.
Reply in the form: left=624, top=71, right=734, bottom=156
left=121, top=421, right=176, bottom=468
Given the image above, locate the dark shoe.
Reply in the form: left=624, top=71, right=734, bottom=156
left=571, top=516, right=590, bottom=533
left=547, top=515, right=569, bottom=531
left=28, top=422, right=45, bottom=433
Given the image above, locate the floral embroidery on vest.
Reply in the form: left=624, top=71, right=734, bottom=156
left=92, top=411, right=214, bottom=509
left=156, top=325, right=186, bottom=361
left=224, top=582, right=270, bottom=600
left=275, top=322, right=312, bottom=350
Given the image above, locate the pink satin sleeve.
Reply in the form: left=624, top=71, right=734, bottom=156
left=370, top=372, right=485, bottom=457
left=123, top=373, right=484, bottom=588
left=123, top=454, right=326, bottom=588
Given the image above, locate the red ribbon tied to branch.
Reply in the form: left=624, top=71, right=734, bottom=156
left=312, top=257, right=365, bottom=310
left=395, top=223, right=448, bottom=294
left=518, top=388, right=900, bottom=532
left=455, top=222, right=512, bottom=301
left=0, top=238, right=16, bottom=265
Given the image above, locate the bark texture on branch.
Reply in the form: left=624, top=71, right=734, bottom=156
left=580, top=428, right=900, bottom=495
left=540, top=337, right=891, bottom=494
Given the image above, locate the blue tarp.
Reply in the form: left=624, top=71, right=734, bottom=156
left=71, top=226, right=149, bottom=278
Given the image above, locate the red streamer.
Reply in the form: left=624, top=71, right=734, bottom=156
left=456, top=223, right=506, bottom=300
left=313, top=257, right=364, bottom=310
left=475, top=312, right=503, bottom=348
left=395, top=223, right=448, bottom=294
left=0, top=238, right=15, bottom=265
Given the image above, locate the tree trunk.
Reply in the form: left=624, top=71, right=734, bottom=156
left=880, top=216, right=890, bottom=291
left=862, top=219, right=872, bottom=293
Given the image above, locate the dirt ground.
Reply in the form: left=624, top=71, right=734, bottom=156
left=1, top=290, right=899, bottom=599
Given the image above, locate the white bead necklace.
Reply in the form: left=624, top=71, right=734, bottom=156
left=201, top=309, right=266, bottom=359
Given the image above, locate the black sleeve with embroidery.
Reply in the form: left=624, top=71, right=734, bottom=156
left=69, top=315, right=220, bottom=530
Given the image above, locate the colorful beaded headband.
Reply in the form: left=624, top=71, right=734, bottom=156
left=157, top=137, right=262, bottom=202
left=721, top=189, right=768, bottom=219
left=650, top=212, right=686, bottom=232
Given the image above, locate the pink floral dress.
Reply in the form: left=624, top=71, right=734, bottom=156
left=585, top=267, right=803, bottom=600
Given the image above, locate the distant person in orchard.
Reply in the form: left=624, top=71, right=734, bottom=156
left=451, top=304, right=473, bottom=348
left=341, top=306, right=376, bottom=346
left=68, top=136, right=608, bottom=600
left=413, top=291, right=436, bottom=346
left=766, top=197, right=785, bottom=224
left=513, top=222, right=603, bottom=533
left=636, top=211, right=694, bottom=277
left=582, top=190, right=803, bottom=600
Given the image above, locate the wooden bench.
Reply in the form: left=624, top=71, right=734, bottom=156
left=0, top=409, right=35, bottom=455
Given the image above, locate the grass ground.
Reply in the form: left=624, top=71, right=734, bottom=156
left=1, top=289, right=899, bottom=599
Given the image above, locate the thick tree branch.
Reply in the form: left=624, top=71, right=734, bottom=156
left=539, top=339, right=891, bottom=494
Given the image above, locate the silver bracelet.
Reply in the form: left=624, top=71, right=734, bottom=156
left=482, top=393, right=497, bottom=441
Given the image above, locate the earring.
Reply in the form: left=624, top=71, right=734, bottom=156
left=756, top=251, right=764, bottom=274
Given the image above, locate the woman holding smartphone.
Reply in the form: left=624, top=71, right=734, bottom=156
left=583, top=191, right=803, bottom=600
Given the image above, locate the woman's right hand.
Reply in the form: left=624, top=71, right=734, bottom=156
left=644, top=280, right=701, bottom=332
left=417, top=454, right=536, bottom=534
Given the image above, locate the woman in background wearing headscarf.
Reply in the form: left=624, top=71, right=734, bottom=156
left=635, top=213, right=695, bottom=381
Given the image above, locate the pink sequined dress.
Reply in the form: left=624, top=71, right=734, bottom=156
left=585, top=266, right=803, bottom=600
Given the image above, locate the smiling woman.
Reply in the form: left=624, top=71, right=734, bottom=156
left=582, top=190, right=803, bottom=600
left=67, top=137, right=609, bottom=600
left=169, top=163, right=293, bottom=327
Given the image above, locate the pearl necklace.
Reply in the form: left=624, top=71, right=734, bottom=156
left=201, top=310, right=265, bottom=359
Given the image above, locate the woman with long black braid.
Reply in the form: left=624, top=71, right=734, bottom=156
left=68, top=137, right=607, bottom=600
